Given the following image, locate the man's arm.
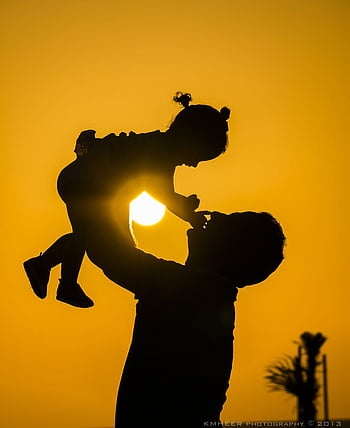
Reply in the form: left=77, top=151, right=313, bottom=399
left=85, top=221, right=193, bottom=298
left=84, top=211, right=233, bottom=300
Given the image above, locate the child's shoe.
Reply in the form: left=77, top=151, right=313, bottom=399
left=56, top=280, right=94, bottom=308
left=23, top=254, right=51, bottom=299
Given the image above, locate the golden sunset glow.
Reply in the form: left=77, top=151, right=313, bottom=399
left=129, top=192, right=166, bottom=226
left=1, top=1, right=350, bottom=427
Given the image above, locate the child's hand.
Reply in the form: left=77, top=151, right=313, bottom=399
left=186, top=194, right=200, bottom=211
left=188, top=211, right=207, bottom=229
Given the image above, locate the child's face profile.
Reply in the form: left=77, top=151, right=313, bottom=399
left=182, top=156, right=200, bottom=168
left=177, top=143, right=220, bottom=168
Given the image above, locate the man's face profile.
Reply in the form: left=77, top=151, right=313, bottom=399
left=185, top=212, right=233, bottom=270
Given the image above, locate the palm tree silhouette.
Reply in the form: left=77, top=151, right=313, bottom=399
left=265, top=332, right=327, bottom=422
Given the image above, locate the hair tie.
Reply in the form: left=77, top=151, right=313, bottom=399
left=173, top=91, right=192, bottom=108
left=220, top=107, right=230, bottom=120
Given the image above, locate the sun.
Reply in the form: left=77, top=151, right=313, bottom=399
left=129, top=191, right=166, bottom=226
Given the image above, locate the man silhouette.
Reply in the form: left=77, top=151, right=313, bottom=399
left=84, top=210, right=285, bottom=428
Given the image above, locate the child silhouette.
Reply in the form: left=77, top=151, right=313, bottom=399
left=23, top=92, right=231, bottom=308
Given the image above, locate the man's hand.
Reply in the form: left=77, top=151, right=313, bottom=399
left=77, top=129, right=96, bottom=141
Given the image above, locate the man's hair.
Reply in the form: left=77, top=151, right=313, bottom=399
left=212, top=212, right=286, bottom=287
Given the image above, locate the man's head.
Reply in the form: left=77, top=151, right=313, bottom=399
left=186, top=211, right=286, bottom=287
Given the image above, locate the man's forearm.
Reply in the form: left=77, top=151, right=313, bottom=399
left=84, top=219, right=188, bottom=296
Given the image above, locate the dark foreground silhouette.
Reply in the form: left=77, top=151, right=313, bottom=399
left=83, top=209, right=285, bottom=428
left=24, top=93, right=230, bottom=308
left=22, top=92, right=285, bottom=427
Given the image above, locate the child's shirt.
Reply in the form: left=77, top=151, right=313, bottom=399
left=75, top=130, right=197, bottom=224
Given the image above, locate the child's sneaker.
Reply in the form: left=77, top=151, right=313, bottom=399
left=56, top=280, right=94, bottom=308
left=23, top=254, right=51, bottom=299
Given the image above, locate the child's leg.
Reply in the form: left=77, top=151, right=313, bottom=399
left=40, top=233, right=85, bottom=284
left=39, top=233, right=80, bottom=266
left=24, top=233, right=93, bottom=308
left=24, top=233, right=77, bottom=300
left=44, top=233, right=94, bottom=308
left=55, top=234, right=94, bottom=308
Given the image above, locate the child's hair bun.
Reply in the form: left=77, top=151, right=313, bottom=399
left=173, top=91, right=192, bottom=108
left=220, top=106, right=230, bottom=120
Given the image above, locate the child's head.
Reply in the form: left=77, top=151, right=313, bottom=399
left=166, top=92, right=230, bottom=167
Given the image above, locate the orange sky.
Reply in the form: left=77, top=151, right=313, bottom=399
left=1, top=1, right=349, bottom=427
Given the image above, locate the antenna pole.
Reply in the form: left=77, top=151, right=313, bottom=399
left=322, top=354, right=329, bottom=421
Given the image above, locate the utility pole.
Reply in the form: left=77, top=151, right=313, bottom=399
left=322, top=354, right=329, bottom=421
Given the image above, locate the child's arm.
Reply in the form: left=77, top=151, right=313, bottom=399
left=146, top=174, right=207, bottom=228
left=165, top=193, right=207, bottom=228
